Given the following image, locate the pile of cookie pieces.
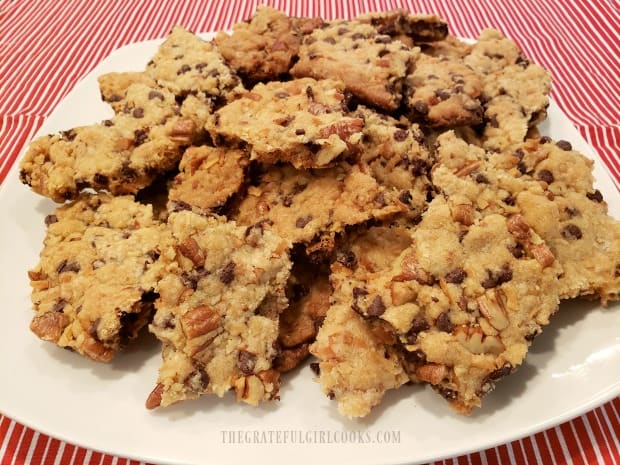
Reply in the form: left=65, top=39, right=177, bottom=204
left=20, top=6, right=620, bottom=417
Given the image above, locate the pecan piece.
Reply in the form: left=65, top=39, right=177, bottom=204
left=146, top=383, right=164, bottom=409
left=30, top=312, right=69, bottom=342
left=181, top=305, right=221, bottom=339
left=177, top=236, right=205, bottom=267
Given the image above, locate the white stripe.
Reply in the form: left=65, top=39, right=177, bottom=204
left=581, top=415, right=606, bottom=464
left=52, top=442, right=66, bottom=465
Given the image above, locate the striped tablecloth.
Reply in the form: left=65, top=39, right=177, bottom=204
left=0, top=1, right=618, bottom=464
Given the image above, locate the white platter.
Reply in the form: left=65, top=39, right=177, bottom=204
left=0, top=35, right=618, bottom=465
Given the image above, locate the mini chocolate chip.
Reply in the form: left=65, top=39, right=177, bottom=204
left=437, top=386, right=457, bottom=400
left=134, top=129, right=148, bottom=146
left=367, top=296, right=386, bottom=316
left=475, top=173, right=489, bottom=184
left=436, top=312, right=454, bottom=333
left=487, top=363, right=513, bottom=381
left=503, top=195, right=516, bottom=206
left=413, top=100, right=429, bottom=115
left=132, top=108, right=144, bottom=118
left=336, top=251, right=357, bottom=269
left=108, top=94, right=122, bottom=103
left=393, top=129, right=408, bottom=141
left=337, top=27, right=349, bottom=35
left=374, top=35, right=391, bottom=43
left=507, top=243, right=524, bottom=258
left=445, top=268, right=467, bottom=284
left=305, top=86, right=314, bottom=100
left=57, top=260, right=80, bottom=274
left=219, top=261, right=236, bottom=284
left=481, top=265, right=512, bottom=288
left=562, top=224, right=582, bottom=240
left=399, top=190, right=412, bottom=204
left=52, top=299, right=67, bottom=313
left=148, top=90, right=164, bottom=101
left=434, top=89, right=451, bottom=100
left=282, top=195, right=293, bottom=207
left=295, top=128, right=306, bottom=135
left=93, top=173, right=108, bottom=186
left=44, top=214, right=58, bottom=226
left=295, top=215, right=313, bottom=228
left=556, top=140, right=572, bottom=151
left=537, top=169, right=554, bottom=184
left=102, top=119, right=114, bottom=127
left=539, top=136, right=552, bottom=144
left=310, top=362, right=321, bottom=375
left=564, top=207, right=580, bottom=218
left=586, top=190, right=603, bottom=203
left=352, top=287, right=368, bottom=299
left=488, top=115, right=499, bottom=128
left=237, top=350, right=257, bottom=375
left=409, top=314, right=430, bottom=334
left=207, top=68, right=220, bottom=77
left=323, top=37, right=336, bottom=44
left=374, top=191, right=387, bottom=207
left=517, top=161, right=528, bottom=174
left=177, top=64, right=191, bottom=75
left=403, top=349, right=426, bottom=364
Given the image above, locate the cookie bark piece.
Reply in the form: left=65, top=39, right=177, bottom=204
left=405, top=55, right=484, bottom=128
left=214, top=6, right=323, bottom=83
left=147, top=211, right=291, bottom=408
left=291, top=20, right=418, bottom=111
left=146, top=25, right=245, bottom=102
left=28, top=194, right=169, bottom=362
left=349, top=197, right=561, bottom=413
left=436, top=134, right=620, bottom=301
left=19, top=82, right=202, bottom=202
left=206, top=77, right=364, bottom=168
left=310, top=225, right=413, bottom=418
left=432, top=133, right=620, bottom=303
left=354, top=106, right=431, bottom=220
left=233, top=162, right=407, bottom=255
left=168, top=146, right=249, bottom=215
left=274, top=257, right=331, bottom=373
left=356, top=9, right=448, bottom=44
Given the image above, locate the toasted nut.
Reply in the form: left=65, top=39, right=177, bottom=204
left=169, top=118, right=196, bottom=142
left=455, top=161, right=480, bottom=177
left=477, top=291, right=509, bottom=331
left=30, top=312, right=69, bottom=342
left=181, top=305, right=221, bottom=339
left=319, top=118, right=364, bottom=141
left=507, top=214, right=531, bottom=241
left=529, top=243, right=555, bottom=268
left=415, top=363, right=447, bottom=384
left=452, top=204, right=474, bottom=226
left=177, top=236, right=205, bottom=267
left=455, top=325, right=505, bottom=355
left=234, top=375, right=265, bottom=406
left=393, top=252, right=433, bottom=284
left=81, top=336, right=115, bottom=362
left=145, top=383, right=164, bottom=409
left=256, top=369, right=281, bottom=396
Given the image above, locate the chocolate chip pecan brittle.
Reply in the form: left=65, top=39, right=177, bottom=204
left=28, top=194, right=169, bottom=362
left=20, top=6, right=618, bottom=420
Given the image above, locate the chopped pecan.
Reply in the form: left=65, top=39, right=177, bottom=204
left=477, top=289, right=509, bottom=331
left=452, top=204, right=474, bottom=226
left=30, top=312, right=69, bottom=342
left=177, top=237, right=205, bottom=267
left=181, top=305, right=221, bottom=339
left=145, top=383, right=164, bottom=409
left=415, top=363, right=447, bottom=384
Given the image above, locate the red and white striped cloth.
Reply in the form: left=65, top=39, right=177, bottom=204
left=0, top=1, right=618, bottom=464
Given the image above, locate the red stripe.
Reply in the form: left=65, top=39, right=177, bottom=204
left=559, top=422, right=587, bottom=465
left=0, top=423, right=24, bottom=465
left=14, top=428, right=35, bottom=465
left=29, top=434, right=50, bottom=465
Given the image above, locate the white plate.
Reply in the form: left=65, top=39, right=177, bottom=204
left=0, top=35, right=619, bottom=465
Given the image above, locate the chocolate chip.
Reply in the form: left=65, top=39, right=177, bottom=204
left=374, top=35, right=391, bottom=44
left=562, top=224, right=582, bottom=240
left=310, top=362, right=321, bottom=375
left=352, top=287, right=368, bottom=299
left=44, top=214, right=58, bottom=226
left=436, top=312, right=454, bottom=333
left=323, top=36, right=336, bottom=44
left=445, top=268, right=467, bottom=284
left=503, top=195, right=516, bottom=206
left=337, top=27, right=349, bottom=35
left=403, top=349, right=426, bottom=364
left=132, top=108, right=144, bottom=118
left=295, top=128, right=306, bottom=135
left=586, top=190, right=603, bottom=203
left=434, top=89, right=451, bottom=100
left=219, top=261, right=236, bottom=284
left=487, top=363, right=513, bottom=381
left=282, top=195, right=293, bottom=207
left=56, top=260, right=80, bottom=274
left=305, top=86, right=314, bottom=100
left=177, top=64, right=191, bottom=75
left=537, top=169, right=554, bottom=184
left=481, top=265, right=513, bottom=288
left=134, top=129, right=148, bottom=146
left=237, top=350, right=257, bottom=375
left=52, top=299, right=67, bottom=313
left=295, top=215, right=312, bottom=228
left=148, top=90, right=164, bottom=101
left=409, top=314, right=430, bottom=334
left=393, top=129, right=408, bottom=141
left=413, top=100, right=429, bottom=115
left=374, top=191, right=387, bottom=207
left=336, top=251, right=357, bottom=269
left=555, top=140, right=572, bottom=151
left=475, top=173, right=489, bottom=184
left=539, top=136, right=552, bottom=144
left=93, top=173, right=108, bottom=186
left=488, top=115, right=499, bottom=128
left=507, top=243, right=524, bottom=258
left=437, top=386, right=458, bottom=400
left=367, top=296, right=386, bottom=316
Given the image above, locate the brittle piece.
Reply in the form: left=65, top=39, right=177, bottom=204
left=354, top=106, right=431, bottom=220
left=147, top=211, right=291, bottom=408
left=206, top=77, right=364, bottom=168
left=146, top=25, right=245, bottom=102
left=28, top=194, right=169, bottom=362
left=291, top=20, right=418, bottom=111
left=405, top=55, right=484, bottom=128
left=274, top=257, right=331, bottom=373
left=311, top=225, right=413, bottom=418
left=20, top=82, right=203, bottom=202
left=348, top=197, right=561, bottom=413
left=168, top=145, right=249, bottom=215
left=432, top=133, right=620, bottom=303
left=356, top=9, right=448, bottom=45
left=233, top=161, right=407, bottom=256
left=214, top=6, right=323, bottom=83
